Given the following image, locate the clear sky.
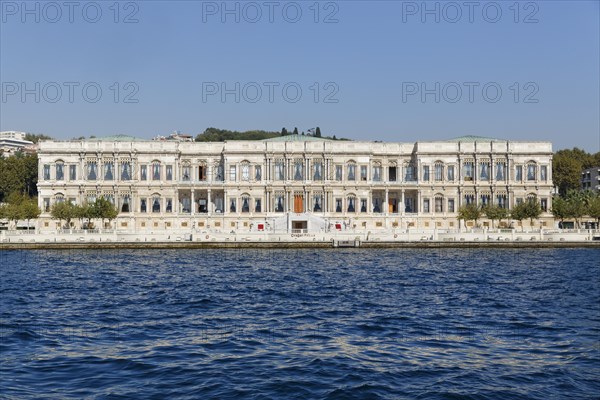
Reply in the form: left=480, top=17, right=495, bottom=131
left=1, top=0, right=599, bottom=151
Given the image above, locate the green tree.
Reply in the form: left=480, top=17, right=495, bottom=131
left=511, top=202, right=528, bottom=231
left=315, top=127, right=322, bottom=137
left=457, top=204, right=482, bottom=228
left=551, top=196, right=570, bottom=226
left=587, top=193, right=600, bottom=227
left=50, top=201, right=78, bottom=229
left=552, top=148, right=598, bottom=196
left=92, top=197, right=118, bottom=229
left=524, top=199, right=543, bottom=228
left=483, top=204, right=509, bottom=228
left=281, top=127, right=288, bottom=136
left=21, top=197, right=40, bottom=229
left=293, top=127, right=299, bottom=135
left=565, top=190, right=587, bottom=228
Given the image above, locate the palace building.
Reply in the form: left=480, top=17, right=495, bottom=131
left=36, top=135, right=554, bottom=232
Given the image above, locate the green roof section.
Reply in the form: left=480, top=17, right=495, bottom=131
left=447, top=135, right=506, bottom=142
left=261, top=135, right=331, bottom=142
left=89, top=134, right=148, bottom=142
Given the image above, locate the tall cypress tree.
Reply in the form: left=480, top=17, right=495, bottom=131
left=315, top=127, right=322, bottom=137
left=293, top=127, right=299, bottom=135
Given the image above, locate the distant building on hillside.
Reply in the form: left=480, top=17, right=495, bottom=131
left=153, top=131, right=194, bottom=142
left=581, top=167, right=600, bottom=193
left=0, top=131, right=35, bottom=155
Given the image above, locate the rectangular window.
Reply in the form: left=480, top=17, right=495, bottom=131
left=360, top=198, right=367, bottom=213
left=166, top=165, right=173, bottom=181
left=229, top=198, right=236, bottom=212
left=497, top=195, right=507, bottom=208
left=335, top=198, right=342, bottom=212
left=119, top=163, right=130, bottom=181
left=198, top=166, right=206, bottom=181
left=43, top=164, right=51, bottom=180
left=423, top=199, right=430, bottom=213
left=516, top=165, right=523, bottom=181
left=294, top=161, right=303, bottom=181
left=422, top=166, right=430, bottom=182
left=434, top=164, right=443, bottom=181
left=479, top=162, right=489, bottom=180
left=463, top=162, right=473, bottom=181
left=541, top=198, right=548, bottom=212
left=541, top=166, right=547, bottom=181
left=388, top=166, right=396, bottom=182
left=405, top=165, right=415, bottom=181
left=275, top=161, right=285, bottom=181
left=275, top=194, right=285, bottom=212
left=361, top=165, right=368, bottom=181
left=372, top=166, right=382, bottom=182
left=140, top=165, right=147, bottom=181
left=152, top=164, right=161, bottom=180
left=104, top=162, right=114, bottom=181
left=87, top=162, right=97, bottom=180
left=448, top=199, right=455, bottom=213
left=313, top=162, right=322, bottom=181
left=69, top=165, right=76, bottom=180
left=242, top=164, right=250, bottom=181
left=255, top=199, right=261, bottom=212
left=140, top=199, right=147, bottom=213
left=496, top=162, right=505, bottom=181
left=255, top=166, right=262, bottom=181
left=166, top=199, right=173, bottom=213
left=447, top=165, right=455, bottom=181
left=229, top=166, right=236, bottom=181
left=182, top=166, right=190, bottom=181
left=335, top=165, right=343, bottom=181
left=480, top=194, right=490, bottom=206
left=313, top=194, right=323, bottom=212
left=43, top=198, right=50, bottom=212
left=56, top=164, right=64, bottom=180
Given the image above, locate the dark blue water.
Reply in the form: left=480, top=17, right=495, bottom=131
left=1, top=248, right=599, bottom=399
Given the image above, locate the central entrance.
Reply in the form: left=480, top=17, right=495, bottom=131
left=294, top=194, right=304, bottom=213
left=293, top=221, right=307, bottom=231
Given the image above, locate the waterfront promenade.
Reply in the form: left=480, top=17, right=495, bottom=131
left=2, top=228, right=599, bottom=249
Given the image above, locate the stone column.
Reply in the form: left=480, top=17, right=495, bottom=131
left=191, top=190, right=195, bottom=216
left=401, top=189, right=405, bottom=216
left=207, top=189, right=212, bottom=215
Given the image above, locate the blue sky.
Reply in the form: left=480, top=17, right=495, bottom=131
left=1, top=0, right=599, bottom=151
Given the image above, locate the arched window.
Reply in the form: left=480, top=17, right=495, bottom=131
left=241, top=194, right=250, bottom=213
left=527, top=161, right=537, bottom=181
left=181, top=161, right=191, bottom=181
left=372, top=161, right=382, bottom=182
left=347, top=161, right=356, bottom=181
left=152, top=194, right=161, bottom=213
left=241, top=161, right=250, bottom=181
left=347, top=194, right=356, bottom=212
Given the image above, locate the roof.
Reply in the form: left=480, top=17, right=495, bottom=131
left=262, top=135, right=331, bottom=142
left=89, top=134, right=147, bottom=142
left=447, top=135, right=505, bottom=142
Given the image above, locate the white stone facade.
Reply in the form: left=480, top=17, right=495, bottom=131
left=36, top=135, right=554, bottom=232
